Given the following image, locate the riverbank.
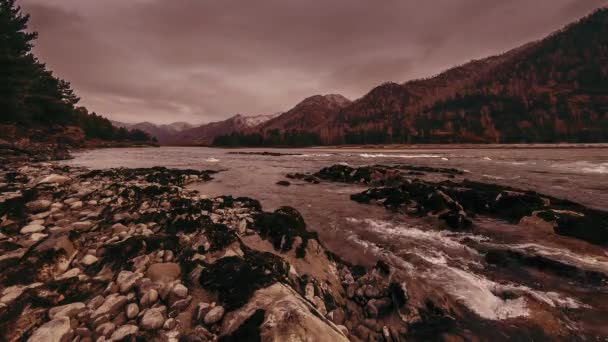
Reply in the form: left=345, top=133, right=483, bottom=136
left=0, top=161, right=406, bottom=341
left=2, top=150, right=607, bottom=340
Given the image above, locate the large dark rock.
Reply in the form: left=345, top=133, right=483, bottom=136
left=199, top=249, right=289, bottom=310
left=252, top=206, right=318, bottom=257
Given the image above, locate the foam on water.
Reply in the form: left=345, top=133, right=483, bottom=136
left=350, top=217, right=588, bottom=320
left=296, top=153, right=332, bottom=157
left=359, top=153, right=442, bottom=159
left=346, top=217, right=487, bottom=251
left=424, top=266, right=530, bottom=319
left=205, top=158, right=220, bottom=163
left=552, top=161, right=608, bottom=174
left=421, top=254, right=588, bottom=319
left=581, top=162, right=608, bottom=174
left=507, top=243, right=608, bottom=274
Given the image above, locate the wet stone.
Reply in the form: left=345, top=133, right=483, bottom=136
left=203, top=306, right=225, bottom=325
left=26, top=199, right=52, bottom=213
left=28, top=316, right=73, bottom=342
left=141, top=308, right=166, bottom=330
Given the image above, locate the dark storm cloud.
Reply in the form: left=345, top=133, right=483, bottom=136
left=19, top=0, right=607, bottom=124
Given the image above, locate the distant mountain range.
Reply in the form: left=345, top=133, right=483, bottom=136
left=115, top=8, right=608, bottom=146
left=112, top=113, right=280, bottom=145
left=110, top=121, right=195, bottom=144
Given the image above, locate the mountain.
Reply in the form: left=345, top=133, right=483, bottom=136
left=258, top=94, right=351, bottom=132
left=168, top=113, right=280, bottom=145
left=111, top=121, right=195, bottom=144
left=211, top=94, right=351, bottom=147
left=326, top=8, right=608, bottom=144
left=215, top=8, right=608, bottom=146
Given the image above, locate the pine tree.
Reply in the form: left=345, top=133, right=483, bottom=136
left=0, top=0, right=153, bottom=142
left=0, top=0, right=38, bottom=122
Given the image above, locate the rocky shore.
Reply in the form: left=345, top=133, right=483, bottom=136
left=0, top=162, right=424, bottom=342
left=1, top=158, right=607, bottom=341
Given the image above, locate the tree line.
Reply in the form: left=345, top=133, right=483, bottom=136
left=0, top=0, right=154, bottom=143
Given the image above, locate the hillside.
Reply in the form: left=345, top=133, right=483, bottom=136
left=327, top=8, right=608, bottom=144
left=259, top=94, right=351, bottom=132
left=215, top=8, right=608, bottom=146
left=212, top=94, right=351, bottom=147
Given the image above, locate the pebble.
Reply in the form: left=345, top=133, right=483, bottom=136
left=110, top=325, right=139, bottom=340
left=72, top=221, right=93, bottom=231
left=70, top=201, right=83, bottom=209
left=204, top=306, right=225, bottom=325
left=30, top=233, right=48, bottom=241
left=141, top=308, right=166, bottom=330
left=126, top=303, right=140, bottom=319
left=95, top=322, right=116, bottom=338
left=26, top=199, right=52, bottom=213
left=81, top=254, right=98, bottom=266
left=163, top=318, right=177, bottom=330
left=171, top=284, right=188, bottom=299
left=116, top=271, right=143, bottom=293
left=140, top=288, right=159, bottom=308
left=91, top=294, right=128, bottom=319
left=20, top=224, right=45, bottom=234
left=48, top=302, right=86, bottom=319
left=38, top=174, right=71, bottom=184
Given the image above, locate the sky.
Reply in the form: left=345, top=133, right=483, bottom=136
left=19, top=0, right=607, bottom=125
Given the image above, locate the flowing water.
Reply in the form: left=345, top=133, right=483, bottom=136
left=64, top=146, right=608, bottom=336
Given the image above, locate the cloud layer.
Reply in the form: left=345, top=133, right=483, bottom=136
left=20, top=0, right=606, bottom=124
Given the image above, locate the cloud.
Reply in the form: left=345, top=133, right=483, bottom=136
left=18, top=0, right=606, bottom=124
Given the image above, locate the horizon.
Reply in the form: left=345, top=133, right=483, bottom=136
left=20, top=0, right=607, bottom=125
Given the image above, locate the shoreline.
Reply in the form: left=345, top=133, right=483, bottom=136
left=159, top=142, right=608, bottom=151
left=1, top=155, right=607, bottom=340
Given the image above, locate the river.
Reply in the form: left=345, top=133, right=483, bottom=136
left=64, top=146, right=608, bottom=337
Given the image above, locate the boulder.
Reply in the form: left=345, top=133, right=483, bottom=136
left=27, top=316, right=73, bottom=342
left=221, top=283, right=348, bottom=341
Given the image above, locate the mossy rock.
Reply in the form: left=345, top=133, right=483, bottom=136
left=199, top=250, right=289, bottom=310
left=252, top=206, right=317, bottom=258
